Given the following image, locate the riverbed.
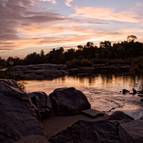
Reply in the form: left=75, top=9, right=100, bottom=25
left=22, top=75, right=143, bottom=119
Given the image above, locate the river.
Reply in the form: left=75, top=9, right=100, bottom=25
left=22, top=74, right=143, bottom=119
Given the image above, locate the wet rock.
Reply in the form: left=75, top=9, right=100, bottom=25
left=49, top=87, right=91, bottom=115
left=138, top=90, right=143, bottom=94
left=122, top=89, right=129, bottom=94
left=29, top=92, right=52, bottom=119
left=49, top=120, right=121, bottom=143
left=108, top=111, right=134, bottom=122
left=132, top=88, right=137, bottom=95
left=138, top=94, right=143, bottom=97
left=119, top=120, right=143, bottom=143
left=0, top=80, right=44, bottom=143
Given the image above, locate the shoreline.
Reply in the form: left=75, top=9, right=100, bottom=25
left=0, top=63, right=142, bottom=80
left=0, top=79, right=143, bottom=142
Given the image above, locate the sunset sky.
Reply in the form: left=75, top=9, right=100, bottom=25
left=0, top=0, right=143, bottom=58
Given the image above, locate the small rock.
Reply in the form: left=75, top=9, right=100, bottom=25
left=122, top=89, right=129, bottom=94
left=29, top=92, right=52, bottom=119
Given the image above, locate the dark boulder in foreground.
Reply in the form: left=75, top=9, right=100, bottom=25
left=49, top=87, right=91, bottom=115
left=49, top=120, right=120, bottom=143
left=0, top=80, right=45, bottom=143
left=119, top=120, right=143, bottom=143
left=29, top=92, right=52, bottom=119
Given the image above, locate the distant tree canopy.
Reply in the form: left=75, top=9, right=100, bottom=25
left=0, top=35, right=143, bottom=68
left=127, top=35, right=137, bottom=42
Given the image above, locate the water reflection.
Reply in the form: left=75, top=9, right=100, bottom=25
left=22, top=75, right=143, bottom=119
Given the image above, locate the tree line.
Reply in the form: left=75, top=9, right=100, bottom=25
left=1, top=36, right=143, bottom=68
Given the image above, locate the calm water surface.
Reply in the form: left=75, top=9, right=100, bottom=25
left=22, top=75, right=143, bottom=119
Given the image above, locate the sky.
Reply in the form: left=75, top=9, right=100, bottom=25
left=0, top=0, right=143, bottom=58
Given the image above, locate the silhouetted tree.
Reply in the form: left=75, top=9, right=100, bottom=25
left=127, top=35, right=137, bottom=42
left=77, top=45, right=84, bottom=50
left=100, top=41, right=111, bottom=48
left=3, top=37, right=143, bottom=70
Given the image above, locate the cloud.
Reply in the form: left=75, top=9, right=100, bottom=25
left=0, top=0, right=65, bottom=42
left=74, top=6, right=140, bottom=23
left=64, top=0, right=73, bottom=7
left=41, top=0, right=56, bottom=4
left=0, top=0, right=143, bottom=56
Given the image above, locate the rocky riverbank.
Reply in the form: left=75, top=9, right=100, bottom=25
left=0, top=63, right=132, bottom=80
left=1, top=79, right=143, bottom=143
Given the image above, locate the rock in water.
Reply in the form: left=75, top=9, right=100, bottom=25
left=121, top=89, right=129, bottom=94
left=49, top=87, right=91, bottom=115
left=29, top=92, right=52, bottom=119
left=119, top=120, right=143, bottom=143
left=49, top=120, right=120, bottom=143
left=0, top=80, right=45, bottom=143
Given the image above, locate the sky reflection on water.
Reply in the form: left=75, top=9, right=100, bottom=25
left=22, top=75, right=143, bottom=119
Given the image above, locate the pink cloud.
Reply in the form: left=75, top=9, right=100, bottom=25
left=74, top=7, right=140, bottom=23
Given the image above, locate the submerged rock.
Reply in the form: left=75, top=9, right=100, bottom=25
left=49, top=87, right=91, bottom=115
left=29, top=92, right=52, bottom=119
left=0, top=80, right=45, bottom=143
left=49, top=120, right=120, bottom=143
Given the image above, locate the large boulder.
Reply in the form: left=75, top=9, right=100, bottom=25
left=49, top=120, right=121, bottom=143
left=119, top=120, right=143, bottom=143
left=49, top=87, right=91, bottom=115
left=28, top=92, right=52, bottom=119
left=0, top=80, right=45, bottom=143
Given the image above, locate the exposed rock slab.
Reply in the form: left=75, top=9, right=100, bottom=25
left=108, top=111, right=134, bottom=123
left=7, top=64, right=67, bottom=80
left=49, top=120, right=121, bottom=143
left=119, top=120, right=143, bottom=143
left=16, top=135, right=49, bottom=143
